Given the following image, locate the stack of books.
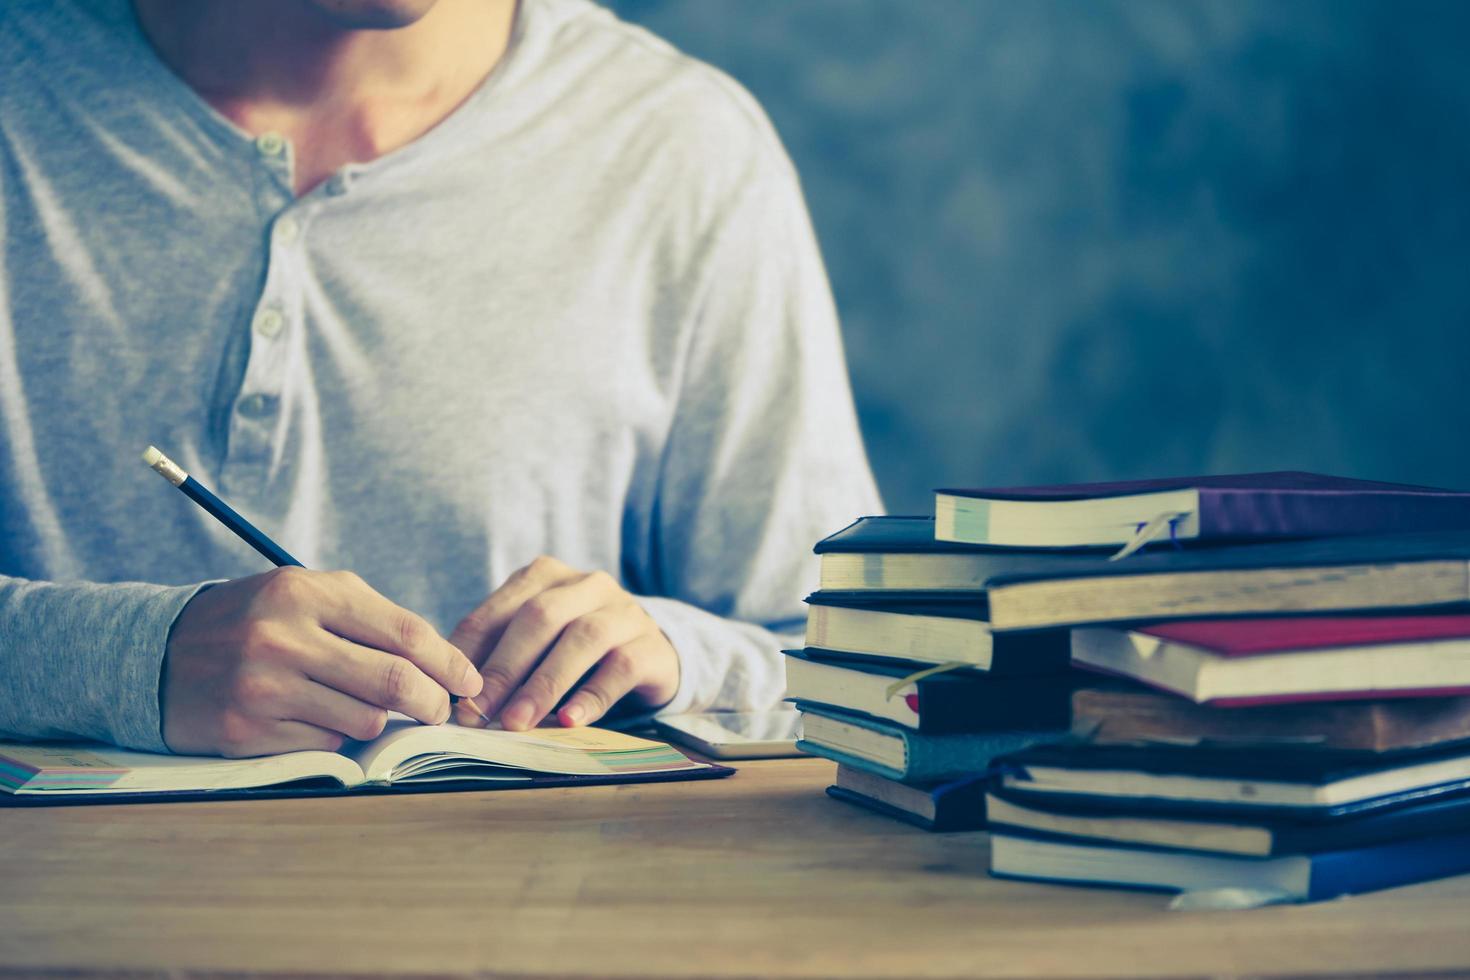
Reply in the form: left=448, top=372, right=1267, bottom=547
left=917, top=471, right=1470, bottom=903
left=789, top=516, right=1085, bottom=830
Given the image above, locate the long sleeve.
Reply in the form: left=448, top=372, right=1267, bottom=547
left=632, top=124, right=884, bottom=716
left=0, top=575, right=207, bottom=751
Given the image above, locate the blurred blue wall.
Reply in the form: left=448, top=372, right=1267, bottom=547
left=609, top=0, right=1470, bottom=512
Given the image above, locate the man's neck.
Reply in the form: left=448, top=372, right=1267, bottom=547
left=132, top=0, right=517, bottom=195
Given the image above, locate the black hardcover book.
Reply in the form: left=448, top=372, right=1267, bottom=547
left=784, top=649, right=1075, bottom=734
left=985, top=786, right=1470, bottom=857
left=803, top=591, right=1070, bottom=674
left=816, top=517, right=1470, bottom=631
left=814, top=516, right=1109, bottom=594
left=991, top=739, right=1470, bottom=818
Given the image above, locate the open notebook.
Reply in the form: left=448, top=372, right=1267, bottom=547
left=0, top=719, right=729, bottom=804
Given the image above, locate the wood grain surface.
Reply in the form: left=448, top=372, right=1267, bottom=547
left=2, top=757, right=1469, bottom=978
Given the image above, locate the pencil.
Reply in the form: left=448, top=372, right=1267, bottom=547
left=142, top=446, right=302, bottom=567
left=141, top=445, right=490, bottom=723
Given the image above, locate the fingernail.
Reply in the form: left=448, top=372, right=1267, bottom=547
left=560, top=702, right=585, bottom=727
left=459, top=662, right=483, bottom=696
left=501, top=698, right=534, bottom=731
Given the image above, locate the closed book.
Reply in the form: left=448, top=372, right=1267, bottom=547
left=1071, top=616, right=1470, bottom=705
left=985, top=787, right=1470, bottom=857
left=784, top=650, right=1075, bottom=734
left=992, top=740, right=1470, bottom=817
left=816, top=523, right=1470, bottom=631
left=804, top=592, right=1069, bottom=674
left=796, top=704, right=1056, bottom=782
left=1072, top=683, right=1470, bottom=753
left=826, top=765, right=988, bottom=831
left=983, top=529, right=1470, bottom=631
left=813, top=515, right=1108, bottom=592
left=988, top=828, right=1470, bottom=903
left=936, top=471, right=1470, bottom=548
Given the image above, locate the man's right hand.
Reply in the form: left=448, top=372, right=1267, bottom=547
left=161, top=568, right=483, bottom=757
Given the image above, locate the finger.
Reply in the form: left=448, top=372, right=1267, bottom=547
left=452, top=694, right=495, bottom=728
left=556, top=640, right=650, bottom=728
left=279, top=678, right=391, bottom=743
left=471, top=570, right=621, bottom=721
left=317, top=571, right=482, bottom=699
left=300, top=630, right=453, bottom=726
left=497, top=603, right=650, bottom=731
left=217, top=717, right=346, bottom=759
left=447, top=556, right=580, bottom=667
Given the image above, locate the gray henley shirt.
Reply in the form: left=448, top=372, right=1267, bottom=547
left=0, top=0, right=882, bottom=751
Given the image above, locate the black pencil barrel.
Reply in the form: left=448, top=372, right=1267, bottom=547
left=179, top=476, right=304, bottom=568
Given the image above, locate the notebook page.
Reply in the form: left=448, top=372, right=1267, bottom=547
left=345, top=718, right=707, bottom=783
left=0, top=742, right=362, bottom=793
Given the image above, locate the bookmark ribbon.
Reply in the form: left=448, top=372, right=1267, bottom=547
left=1109, top=510, right=1191, bottom=561
left=884, top=661, right=971, bottom=700
left=1169, top=887, right=1295, bottom=912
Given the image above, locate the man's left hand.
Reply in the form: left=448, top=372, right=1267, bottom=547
left=448, top=557, right=680, bottom=730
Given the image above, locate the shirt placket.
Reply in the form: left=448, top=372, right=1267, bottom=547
left=220, top=131, right=309, bottom=500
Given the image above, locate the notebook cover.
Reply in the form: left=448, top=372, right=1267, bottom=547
left=0, top=761, right=736, bottom=807
left=787, top=649, right=1076, bottom=733
left=938, top=472, right=1470, bottom=541
left=825, top=779, right=988, bottom=832
left=796, top=703, right=1059, bottom=781
left=986, top=785, right=1470, bottom=855
left=1133, top=615, right=1470, bottom=656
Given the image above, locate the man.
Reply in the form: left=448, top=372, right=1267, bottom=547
left=0, top=0, right=881, bottom=757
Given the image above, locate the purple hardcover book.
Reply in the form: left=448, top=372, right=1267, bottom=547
left=934, top=471, right=1470, bottom=548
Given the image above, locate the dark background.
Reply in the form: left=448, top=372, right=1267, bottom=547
left=608, top=0, right=1470, bottom=512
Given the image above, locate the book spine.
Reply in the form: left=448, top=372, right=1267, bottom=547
left=1199, top=488, right=1470, bottom=540
left=924, top=681, right=1074, bottom=734
left=987, top=631, right=1074, bottom=676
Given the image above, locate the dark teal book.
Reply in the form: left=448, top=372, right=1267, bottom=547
left=795, top=704, right=1060, bottom=782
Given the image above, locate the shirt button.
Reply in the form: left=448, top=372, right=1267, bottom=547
left=253, top=308, right=285, bottom=338
left=255, top=132, right=287, bottom=157
left=238, top=393, right=276, bottom=419
left=274, top=216, right=300, bottom=244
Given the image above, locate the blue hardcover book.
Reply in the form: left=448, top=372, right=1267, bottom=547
left=795, top=704, right=1059, bottom=782
left=989, top=827, right=1470, bottom=903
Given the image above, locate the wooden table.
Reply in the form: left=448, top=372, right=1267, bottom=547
left=3, top=757, right=1469, bottom=978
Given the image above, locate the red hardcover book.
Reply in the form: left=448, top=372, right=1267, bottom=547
left=1070, top=616, right=1470, bottom=706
